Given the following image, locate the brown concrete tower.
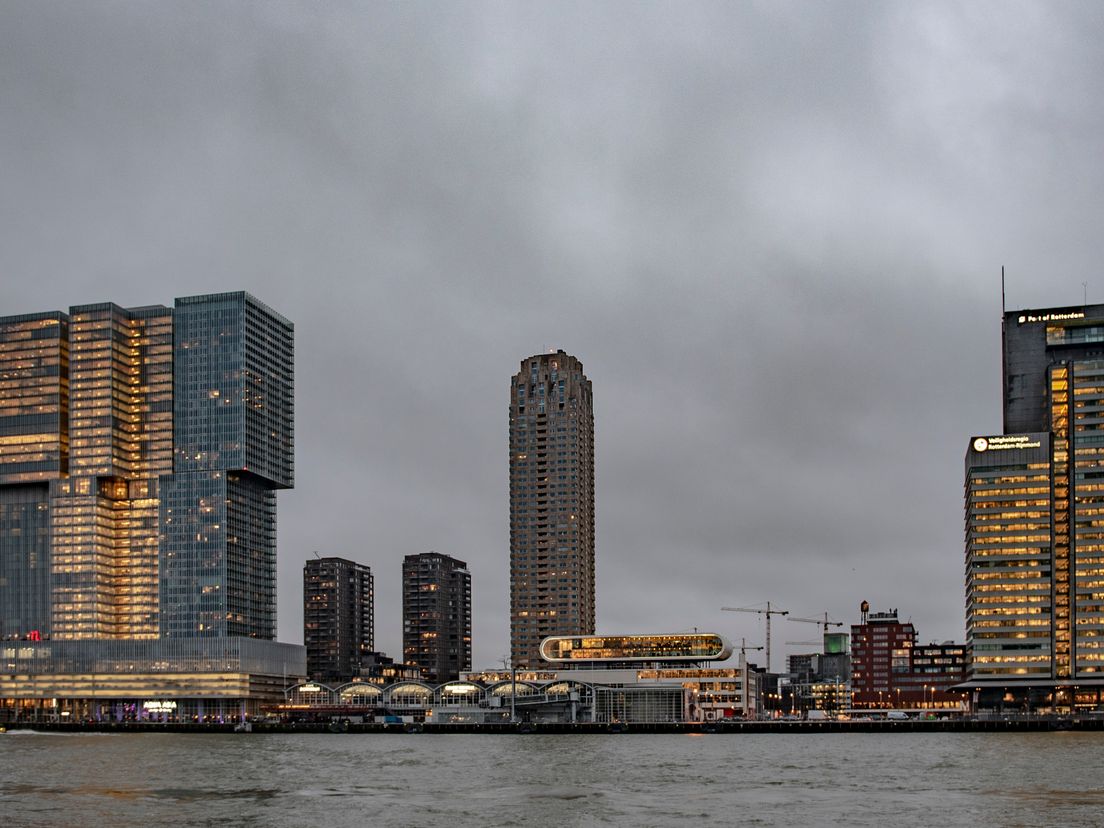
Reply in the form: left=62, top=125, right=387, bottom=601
left=402, top=552, right=471, bottom=683
left=509, top=350, right=595, bottom=668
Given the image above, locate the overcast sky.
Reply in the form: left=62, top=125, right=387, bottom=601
left=2, top=1, right=1100, bottom=670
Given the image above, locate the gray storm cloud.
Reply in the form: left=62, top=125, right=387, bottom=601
left=1, top=1, right=1099, bottom=666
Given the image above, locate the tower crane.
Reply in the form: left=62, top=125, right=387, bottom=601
left=787, top=612, right=844, bottom=632
left=722, top=602, right=788, bottom=673
left=737, top=638, right=764, bottom=665
left=787, top=613, right=844, bottom=654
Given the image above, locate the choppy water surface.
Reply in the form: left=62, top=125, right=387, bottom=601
left=2, top=731, right=1103, bottom=827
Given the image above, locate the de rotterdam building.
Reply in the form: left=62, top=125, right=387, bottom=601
left=509, top=350, right=595, bottom=668
left=0, top=292, right=303, bottom=721
left=965, top=302, right=1104, bottom=711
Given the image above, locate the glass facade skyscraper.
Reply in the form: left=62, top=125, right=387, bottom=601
left=160, top=294, right=293, bottom=639
left=509, top=350, right=595, bottom=668
left=0, top=292, right=293, bottom=643
left=966, top=303, right=1104, bottom=710
left=0, top=312, right=69, bottom=640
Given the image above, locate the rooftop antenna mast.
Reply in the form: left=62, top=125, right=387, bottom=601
left=1085, top=281, right=1089, bottom=306
left=1001, top=267, right=1008, bottom=433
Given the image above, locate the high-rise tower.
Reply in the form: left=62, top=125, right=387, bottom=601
left=160, top=293, right=293, bottom=639
left=0, top=292, right=293, bottom=641
left=303, top=557, right=374, bottom=684
left=402, top=552, right=471, bottom=683
left=0, top=292, right=302, bottom=721
left=509, top=350, right=595, bottom=668
left=966, top=302, right=1104, bottom=710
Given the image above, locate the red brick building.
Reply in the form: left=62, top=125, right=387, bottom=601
left=850, top=607, right=966, bottom=710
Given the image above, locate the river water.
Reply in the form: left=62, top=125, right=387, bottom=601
left=3, top=730, right=1103, bottom=827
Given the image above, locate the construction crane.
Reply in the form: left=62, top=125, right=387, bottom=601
left=788, top=612, right=844, bottom=632
left=722, top=602, right=788, bottom=673
left=737, top=638, right=764, bottom=665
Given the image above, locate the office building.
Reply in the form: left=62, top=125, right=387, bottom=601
left=0, top=292, right=303, bottom=721
left=851, top=607, right=965, bottom=710
left=304, top=557, right=374, bottom=684
left=509, top=350, right=595, bottom=667
left=402, top=552, right=471, bottom=683
left=965, top=302, right=1104, bottom=711
left=850, top=608, right=915, bottom=708
left=900, top=642, right=968, bottom=705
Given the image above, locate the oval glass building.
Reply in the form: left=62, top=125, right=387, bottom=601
left=539, top=633, right=732, bottom=663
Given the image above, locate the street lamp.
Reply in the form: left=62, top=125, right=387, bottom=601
left=511, top=663, right=518, bottom=724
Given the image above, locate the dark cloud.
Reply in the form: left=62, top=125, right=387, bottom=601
left=1, top=1, right=1098, bottom=667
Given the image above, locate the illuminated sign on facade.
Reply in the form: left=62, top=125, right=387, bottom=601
left=142, top=700, right=177, bottom=712
left=1017, top=310, right=1086, bottom=324
left=972, top=435, right=1042, bottom=452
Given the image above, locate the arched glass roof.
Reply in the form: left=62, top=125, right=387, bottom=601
left=338, top=683, right=383, bottom=704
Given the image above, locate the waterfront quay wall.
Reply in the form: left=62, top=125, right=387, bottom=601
left=5, top=717, right=1103, bottom=735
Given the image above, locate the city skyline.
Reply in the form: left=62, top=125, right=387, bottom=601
left=5, top=3, right=1104, bottom=668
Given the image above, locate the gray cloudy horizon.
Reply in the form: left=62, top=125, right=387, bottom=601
left=2, top=1, right=1099, bottom=669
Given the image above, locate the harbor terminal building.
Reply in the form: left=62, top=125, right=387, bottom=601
left=277, top=632, right=760, bottom=725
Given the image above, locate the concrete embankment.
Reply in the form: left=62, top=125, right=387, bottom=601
left=3, top=717, right=1102, bottom=735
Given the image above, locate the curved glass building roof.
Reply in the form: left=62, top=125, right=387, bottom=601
left=539, top=633, right=732, bottom=663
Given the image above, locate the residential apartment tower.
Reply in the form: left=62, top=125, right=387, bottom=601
left=303, top=557, right=375, bottom=685
left=509, top=350, right=595, bottom=668
left=402, top=552, right=471, bottom=683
